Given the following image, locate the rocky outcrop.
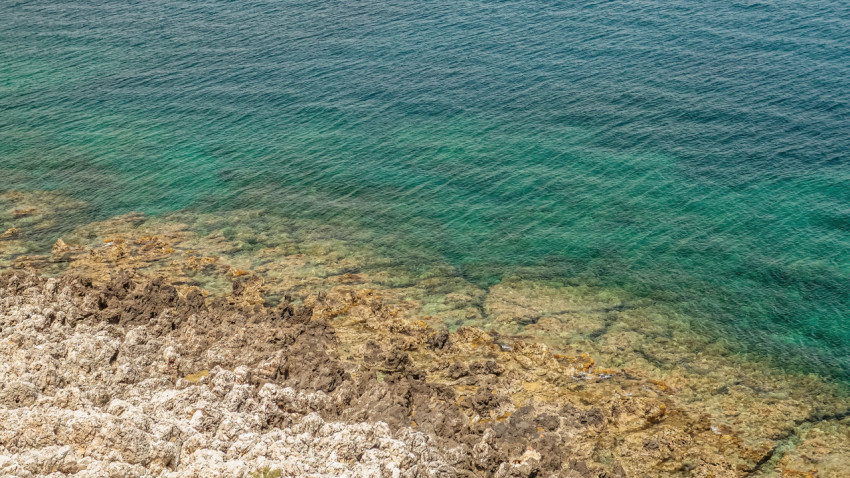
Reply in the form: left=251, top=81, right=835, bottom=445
left=1, top=265, right=838, bottom=477
left=2, top=191, right=850, bottom=477
left=0, top=272, right=452, bottom=477
left=0, top=272, right=571, bottom=477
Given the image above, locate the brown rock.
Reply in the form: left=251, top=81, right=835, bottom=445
left=0, top=227, right=18, bottom=239
left=52, top=238, right=71, bottom=255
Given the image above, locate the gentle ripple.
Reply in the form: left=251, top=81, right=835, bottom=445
left=1, top=0, right=849, bottom=377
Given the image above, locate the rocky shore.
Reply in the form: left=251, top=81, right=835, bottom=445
left=1, top=191, right=849, bottom=477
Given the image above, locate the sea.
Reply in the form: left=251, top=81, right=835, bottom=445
left=2, top=0, right=849, bottom=380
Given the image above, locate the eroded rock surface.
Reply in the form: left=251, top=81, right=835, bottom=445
left=2, top=192, right=849, bottom=477
left=0, top=272, right=570, bottom=477
left=1, top=267, right=844, bottom=477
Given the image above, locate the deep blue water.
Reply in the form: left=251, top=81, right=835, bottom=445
left=2, top=1, right=850, bottom=378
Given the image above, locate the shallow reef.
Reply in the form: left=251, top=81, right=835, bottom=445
left=1, top=190, right=849, bottom=477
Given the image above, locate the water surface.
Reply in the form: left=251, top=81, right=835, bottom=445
left=2, top=0, right=849, bottom=378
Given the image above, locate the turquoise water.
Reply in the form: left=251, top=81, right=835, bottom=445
left=2, top=1, right=849, bottom=378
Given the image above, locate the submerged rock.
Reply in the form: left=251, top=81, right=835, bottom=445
left=0, top=194, right=848, bottom=477
left=0, top=227, right=18, bottom=239
left=2, top=268, right=847, bottom=477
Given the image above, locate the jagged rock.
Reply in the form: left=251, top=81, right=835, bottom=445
left=1, top=216, right=849, bottom=478
left=51, top=238, right=70, bottom=255
left=0, top=272, right=553, bottom=477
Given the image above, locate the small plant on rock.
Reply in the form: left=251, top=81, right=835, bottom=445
left=251, top=467, right=282, bottom=478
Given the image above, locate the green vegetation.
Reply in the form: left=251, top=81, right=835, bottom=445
left=251, top=467, right=282, bottom=478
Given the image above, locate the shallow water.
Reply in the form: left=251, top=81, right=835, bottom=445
left=2, top=0, right=849, bottom=379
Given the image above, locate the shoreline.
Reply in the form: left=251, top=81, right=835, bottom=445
left=1, top=191, right=850, bottom=476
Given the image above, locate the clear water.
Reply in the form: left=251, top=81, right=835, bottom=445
left=2, top=1, right=849, bottom=378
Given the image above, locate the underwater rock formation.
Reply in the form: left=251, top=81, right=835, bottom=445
left=1, top=192, right=849, bottom=477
